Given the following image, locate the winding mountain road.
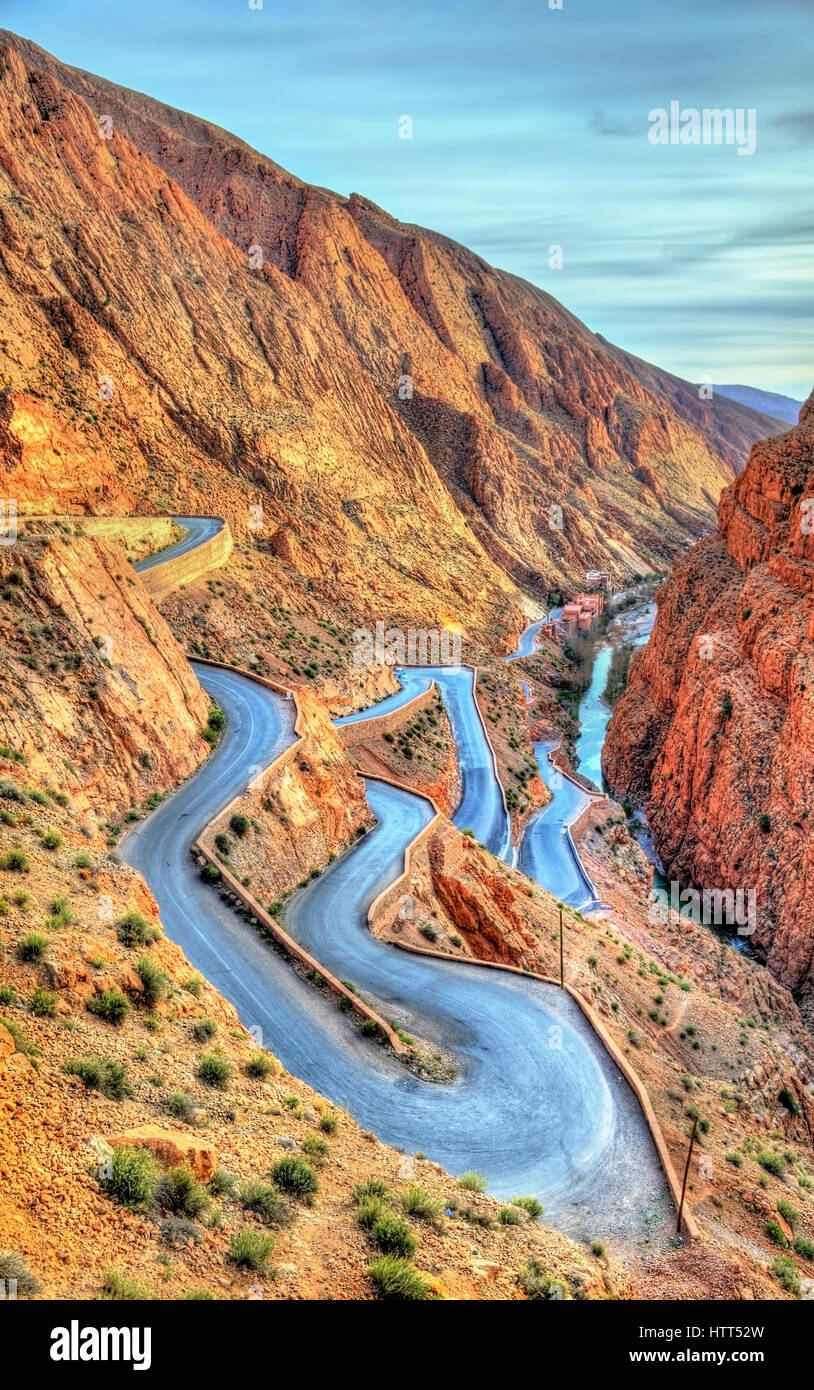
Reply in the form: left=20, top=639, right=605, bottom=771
left=121, top=521, right=673, bottom=1247
left=339, top=666, right=511, bottom=860
left=133, top=515, right=224, bottom=574
left=518, top=742, right=596, bottom=908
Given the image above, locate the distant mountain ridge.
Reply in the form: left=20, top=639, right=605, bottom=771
left=714, top=385, right=803, bottom=427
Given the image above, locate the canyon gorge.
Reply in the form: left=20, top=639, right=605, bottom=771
left=0, top=27, right=813, bottom=1307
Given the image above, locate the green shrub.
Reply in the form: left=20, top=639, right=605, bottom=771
left=511, top=1196, right=543, bottom=1221
left=19, top=931, right=49, bottom=962
left=269, top=1155, right=318, bottom=1199
left=243, top=1050, right=274, bottom=1079
left=207, top=708, right=226, bottom=733
left=590, top=1239, right=606, bottom=1257
left=457, top=1170, right=487, bottom=1192
left=229, top=1229, right=275, bottom=1272
left=45, top=897, right=74, bottom=928
left=779, top=1087, right=800, bottom=1116
left=1, top=849, right=30, bottom=872
left=229, top=813, right=249, bottom=838
left=725, top=1151, right=742, bottom=1167
left=777, top=1199, right=799, bottom=1229
left=460, top=1206, right=494, bottom=1229
left=498, top=1205, right=523, bottom=1225
left=355, top=1195, right=385, bottom=1229
left=367, top=1255, right=429, bottom=1300
left=401, top=1186, right=442, bottom=1223
left=214, top=833, right=231, bottom=856
left=160, top=1216, right=201, bottom=1248
left=758, top=1152, right=785, bottom=1176
left=198, top=1052, right=233, bottom=1088
left=765, top=1220, right=789, bottom=1247
left=116, top=911, right=159, bottom=948
left=371, top=1212, right=416, bottom=1257
left=209, top=1169, right=238, bottom=1198
left=353, top=1178, right=388, bottom=1202
left=0, top=779, right=26, bottom=803
left=74, top=852, right=94, bottom=870
left=87, top=989, right=131, bottom=1026
left=42, top=829, right=63, bottom=851
left=136, top=955, right=168, bottom=1006
left=64, top=1056, right=131, bottom=1100
left=184, top=1288, right=215, bottom=1300
left=318, top=1111, right=338, bottom=1134
left=0, top=1249, right=41, bottom=1296
left=29, top=986, right=58, bottom=1017
left=0, top=985, right=15, bottom=1005
left=302, top=1132, right=329, bottom=1165
left=771, top=1256, right=801, bottom=1296
left=100, top=1269, right=153, bottom=1300
left=0, top=1016, right=39, bottom=1058
left=238, top=1180, right=293, bottom=1227
left=105, top=1145, right=158, bottom=1210
left=163, top=1090, right=197, bottom=1123
left=793, top=1235, right=814, bottom=1260
left=192, top=1018, right=217, bottom=1042
left=518, top=1257, right=568, bottom=1300
left=155, top=1164, right=209, bottom=1218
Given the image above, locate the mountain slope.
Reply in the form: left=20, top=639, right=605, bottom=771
left=0, top=29, right=778, bottom=624
left=603, top=392, right=814, bottom=1023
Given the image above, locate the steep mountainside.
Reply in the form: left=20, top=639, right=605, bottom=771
left=0, top=515, right=210, bottom=820
left=0, top=29, right=778, bottom=629
left=604, top=391, right=814, bottom=1023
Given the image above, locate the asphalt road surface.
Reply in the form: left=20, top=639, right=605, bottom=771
left=132, top=516, right=224, bottom=574
left=122, top=665, right=671, bottom=1242
left=120, top=549, right=672, bottom=1245
left=337, top=666, right=511, bottom=860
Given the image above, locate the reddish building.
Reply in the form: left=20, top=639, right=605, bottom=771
left=559, top=593, right=604, bottom=638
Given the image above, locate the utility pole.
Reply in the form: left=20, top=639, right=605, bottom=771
left=559, top=904, right=564, bottom=988
left=676, top=1115, right=698, bottom=1236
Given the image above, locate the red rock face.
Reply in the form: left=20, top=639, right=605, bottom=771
left=0, top=29, right=781, bottom=623
left=604, top=391, right=814, bottom=1021
left=0, top=392, right=142, bottom=515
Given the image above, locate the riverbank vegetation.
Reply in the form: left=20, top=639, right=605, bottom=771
left=603, top=643, right=635, bottom=707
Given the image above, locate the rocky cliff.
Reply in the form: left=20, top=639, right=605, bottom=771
left=201, top=685, right=375, bottom=899
left=604, top=391, right=814, bottom=1022
left=0, top=519, right=210, bottom=823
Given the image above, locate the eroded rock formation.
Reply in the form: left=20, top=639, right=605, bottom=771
left=604, top=392, right=814, bottom=1021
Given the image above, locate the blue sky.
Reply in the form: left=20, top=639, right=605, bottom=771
left=3, top=0, right=812, bottom=398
